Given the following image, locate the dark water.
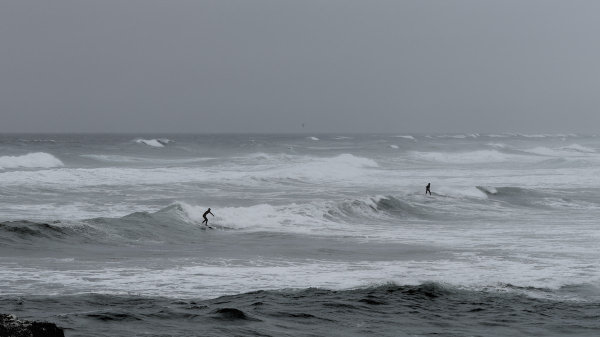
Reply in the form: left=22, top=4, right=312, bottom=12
left=4, top=283, right=600, bottom=337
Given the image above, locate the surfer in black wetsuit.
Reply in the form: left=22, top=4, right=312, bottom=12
left=202, top=208, right=214, bottom=226
left=426, top=183, right=432, bottom=195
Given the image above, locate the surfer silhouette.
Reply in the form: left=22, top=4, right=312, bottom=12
left=202, top=208, right=214, bottom=227
left=426, top=183, right=432, bottom=195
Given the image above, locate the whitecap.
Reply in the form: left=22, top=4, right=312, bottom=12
left=0, top=152, right=64, bottom=169
left=134, top=139, right=172, bottom=147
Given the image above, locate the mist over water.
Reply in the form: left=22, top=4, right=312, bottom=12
left=1, top=133, right=600, bottom=336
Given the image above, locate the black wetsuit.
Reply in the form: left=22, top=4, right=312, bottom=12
left=426, top=183, right=431, bottom=195
left=202, top=209, right=214, bottom=225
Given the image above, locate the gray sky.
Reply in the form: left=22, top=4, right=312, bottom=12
left=1, top=1, right=599, bottom=133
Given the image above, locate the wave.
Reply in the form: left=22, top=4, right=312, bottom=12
left=408, top=150, right=522, bottom=164
left=520, top=134, right=548, bottom=138
left=486, top=142, right=509, bottom=148
left=558, top=144, right=595, bottom=153
left=0, top=195, right=425, bottom=243
left=308, top=137, right=319, bottom=141
left=428, top=134, right=480, bottom=139
left=239, top=152, right=378, bottom=167
left=4, top=185, right=600, bottom=245
left=0, top=153, right=380, bottom=188
left=394, top=135, right=415, bottom=140
left=5, top=282, right=599, bottom=337
left=134, top=139, right=173, bottom=147
left=0, top=152, right=64, bottom=170
left=18, top=139, right=57, bottom=143
left=81, top=154, right=215, bottom=164
left=433, top=186, right=488, bottom=199
left=522, top=144, right=597, bottom=157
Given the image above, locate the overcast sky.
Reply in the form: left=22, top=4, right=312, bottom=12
left=1, top=1, right=599, bottom=133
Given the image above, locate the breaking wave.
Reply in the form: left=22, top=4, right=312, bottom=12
left=0, top=152, right=64, bottom=170
left=408, top=150, right=521, bottom=164
left=522, top=144, right=597, bottom=157
left=394, top=135, right=415, bottom=140
left=134, top=139, right=173, bottom=147
left=558, top=144, right=595, bottom=153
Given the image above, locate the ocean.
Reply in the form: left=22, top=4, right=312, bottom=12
left=1, top=133, right=599, bottom=336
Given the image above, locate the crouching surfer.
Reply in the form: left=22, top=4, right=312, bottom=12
left=202, top=208, right=214, bottom=228
left=426, top=183, right=432, bottom=195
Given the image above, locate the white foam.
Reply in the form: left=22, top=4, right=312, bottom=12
left=0, top=152, right=64, bottom=170
left=486, top=143, right=508, bottom=148
left=0, top=153, right=380, bottom=189
left=81, top=154, right=214, bottom=164
left=134, top=139, right=172, bottom=147
left=523, top=144, right=596, bottom=157
left=394, top=135, right=415, bottom=140
left=409, top=150, right=518, bottom=164
left=521, top=134, right=548, bottom=138
left=478, top=186, right=498, bottom=194
left=434, top=186, right=488, bottom=199
left=176, top=201, right=335, bottom=233
left=19, top=139, right=57, bottom=143
left=328, top=153, right=378, bottom=167
left=1, top=255, right=595, bottom=300
left=487, top=134, right=510, bottom=138
left=390, top=145, right=399, bottom=149
left=333, top=136, right=352, bottom=140
left=559, top=144, right=595, bottom=153
left=308, top=137, right=319, bottom=141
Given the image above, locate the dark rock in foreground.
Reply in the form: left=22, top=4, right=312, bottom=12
left=0, top=314, right=64, bottom=337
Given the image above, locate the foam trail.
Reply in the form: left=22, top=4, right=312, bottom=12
left=0, top=152, right=64, bottom=169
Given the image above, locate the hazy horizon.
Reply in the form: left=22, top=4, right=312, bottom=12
left=1, top=1, right=599, bottom=134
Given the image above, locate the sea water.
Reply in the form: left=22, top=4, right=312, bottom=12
left=1, top=133, right=599, bottom=336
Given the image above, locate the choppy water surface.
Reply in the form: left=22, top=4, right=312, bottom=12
left=1, top=133, right=599, bottom=336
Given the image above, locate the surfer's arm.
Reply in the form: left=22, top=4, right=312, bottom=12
left=210, top=212, right=214, bottom=216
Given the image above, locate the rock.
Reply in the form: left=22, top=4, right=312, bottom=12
left=0, top=314, right=64, bottom=337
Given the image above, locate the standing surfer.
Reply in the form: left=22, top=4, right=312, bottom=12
left=426, top=183, right=432, bottom=195
left=202, top=208, right=214, bottom=227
